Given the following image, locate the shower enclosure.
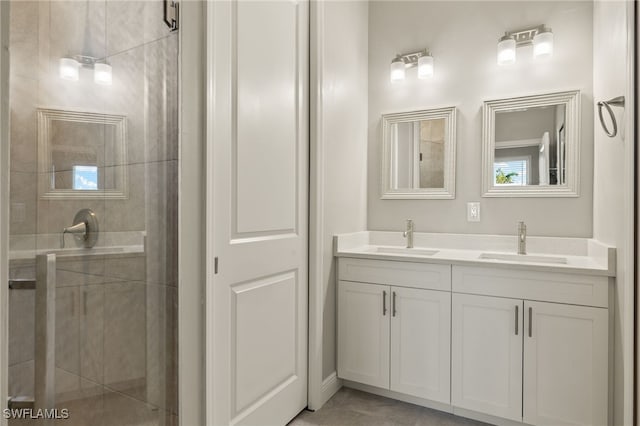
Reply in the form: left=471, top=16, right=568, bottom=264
left=5, top=1, right=179, bottom=424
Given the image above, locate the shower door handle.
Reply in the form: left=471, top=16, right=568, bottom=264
left=8, top=279, right=36, bottom=290
left=7, top=395, right=35, bottom=410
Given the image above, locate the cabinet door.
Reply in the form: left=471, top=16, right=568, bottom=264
left=390, top=287, right=450, bottom=403
left=452, top=293, right=523, bottom=421
left=337, top=281, right=390, bottom=388
left=523, top=301, right=608, bottom=426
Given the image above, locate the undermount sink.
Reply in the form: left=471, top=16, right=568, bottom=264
left=479, top=252, right=568, bottom=264
left=370, top=247, right=439, bottom=256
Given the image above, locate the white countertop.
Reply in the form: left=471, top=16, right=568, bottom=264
left=334, top=231, right=616, bottom=277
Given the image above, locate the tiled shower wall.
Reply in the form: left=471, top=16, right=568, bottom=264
left=8, top=1, right=178, bottom=424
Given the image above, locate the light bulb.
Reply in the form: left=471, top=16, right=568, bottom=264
left=390, top=57, right=405, bottom=82
left=497, top=34, right=516, bottom=65
left=533, top=28, right=553, bottom=59
left=59, top=57, right=80, bottom=81
left=417, top=54, right=434, bottom=79
left=94, top=63, right=112, bottom=85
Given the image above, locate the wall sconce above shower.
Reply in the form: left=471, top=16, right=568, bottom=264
left=497, top=25, right=553, bottom=66
left=59, top=55, right=112, bottom=85
left=390, top=49, right=434, bottom=83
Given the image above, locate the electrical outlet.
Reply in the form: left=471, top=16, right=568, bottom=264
left=467, top=202, right=480, bottom=222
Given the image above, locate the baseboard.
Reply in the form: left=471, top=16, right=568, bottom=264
left=342, top=380, right=453, bottom=414
left=319, top=372, right=342, bottom=407
left=343, top=380, right=531, bottom=426
left=453, top=407, right=533, bottom=426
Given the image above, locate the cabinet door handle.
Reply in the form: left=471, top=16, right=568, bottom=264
left=528, top=307, right=533, bottom=337
left=382, top=290, right=387, bottom=316
left=515, top=305, right=519, bottom=335
left=392, top=291, right=397, bottom=317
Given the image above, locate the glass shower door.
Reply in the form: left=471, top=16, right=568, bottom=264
left=6, top=1, right=178, bottom=424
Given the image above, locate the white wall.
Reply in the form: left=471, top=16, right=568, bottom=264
left=368, top=1, right=594, bottom=237
left=309, top=0, right=368, bottom=408
left=592, top=1, right=634, bottom=425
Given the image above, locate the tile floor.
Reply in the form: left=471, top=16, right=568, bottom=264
left=289, top=388, right=490, bottom=426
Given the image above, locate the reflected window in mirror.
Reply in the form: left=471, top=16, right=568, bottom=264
left=494, top=157, right=529, bottom=186
left=482, top=91, right=579, bottom=197
left=382, top=107, right=456, bottom=199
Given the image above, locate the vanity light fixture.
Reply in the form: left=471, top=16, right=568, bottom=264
left=390, top=49, right=434, bottom=82
left=94, top=63, right=113, bottom=85
left=58, top=55, right=112, bottom=86
left=59, top=57, right=80, bottom=81
left=390, top=57, right=406, bottom=82
left=532, top=27, right=554, bottom=58
left=497, top=35, right=516, bottom=65
left=497, top=25, right=553, bottom=65
left=417, top=54, right=434, bottom=79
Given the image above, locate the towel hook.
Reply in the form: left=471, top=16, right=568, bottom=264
left=597, top=96, right=625, bottom=138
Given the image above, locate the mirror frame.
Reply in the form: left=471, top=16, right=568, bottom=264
left=37, top=108, right=128, bottom=200
left=381, top=106, right=457, bottom=199
left=481, top=90, right=580, bottom=197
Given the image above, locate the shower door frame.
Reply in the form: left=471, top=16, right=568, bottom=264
left=0, top=2, right=207, bottom=425
left=177, top=1, right=206, bottom=425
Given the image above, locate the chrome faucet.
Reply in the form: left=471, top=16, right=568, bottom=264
left=517, top=221, right=527, bottom=255
left=61, top=222, right=87, bottom=248
left=60, top=209, right=99, bottom=249
left=403, top=219, right=414, bottom=249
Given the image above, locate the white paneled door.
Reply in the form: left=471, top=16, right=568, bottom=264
left=208, top=1, right=309, bottom=425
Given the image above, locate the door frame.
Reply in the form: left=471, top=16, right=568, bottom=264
left=0, top=1, right=10, bottom=424
left=308, top=0, right=326, bottom=411
left=623, top=2, right=636, bottom=425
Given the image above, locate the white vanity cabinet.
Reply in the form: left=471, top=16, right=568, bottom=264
left=334, top=232, right=615, bottom=425
left=452, top=266, right=609, bottom=426
left=337, top=258, right=452, bottom=404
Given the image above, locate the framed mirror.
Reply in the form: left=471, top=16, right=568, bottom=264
left=481, top=90, right=580, bottom=197
left=37, top=108, right=128, bottom=199
left=381, top=106, right=456, bottom=199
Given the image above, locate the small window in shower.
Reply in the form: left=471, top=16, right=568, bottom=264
left=73, top=165, right=99, bottom=190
